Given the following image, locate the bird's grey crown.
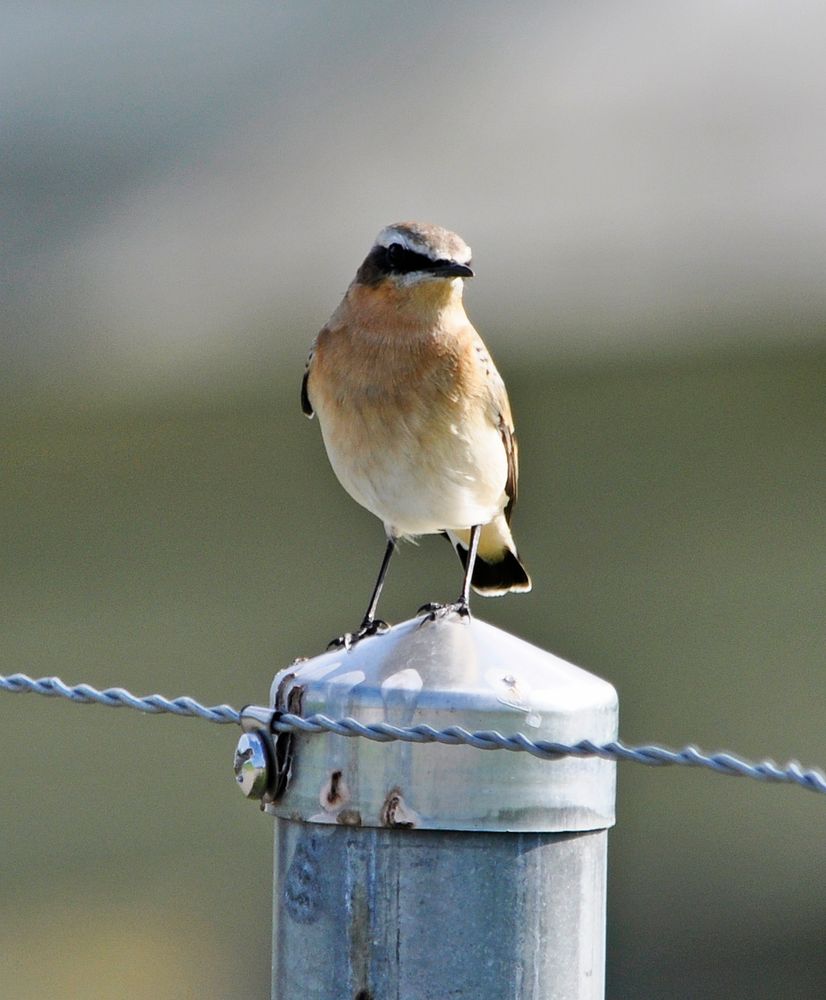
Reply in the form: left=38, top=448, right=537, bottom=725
left=375, top=222, right=472, bottom=265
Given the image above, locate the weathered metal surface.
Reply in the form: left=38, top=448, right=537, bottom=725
left=266, top=615, right=618, bottom=832
left=267, top=616, right=616, bottom=998
left=273, top=819, right=607, bottom=1000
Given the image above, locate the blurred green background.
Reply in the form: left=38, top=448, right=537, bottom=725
left=3, top=4, right=826, bottom=998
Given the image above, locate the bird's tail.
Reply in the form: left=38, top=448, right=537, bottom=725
left=446, top=516, right=532, bottom=596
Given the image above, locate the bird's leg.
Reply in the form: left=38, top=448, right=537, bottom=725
left=418, top=524, right=481, bottom=621
left=358, top=535, right=395, bottom=632
left=328, top=536, right=395, bottom=649
left=456, top=523, right=481, bottom=613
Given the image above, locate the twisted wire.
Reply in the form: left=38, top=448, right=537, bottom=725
left=0, top=672, right=239, bottom=724
left=2, top=672, right=824, bottom=795
left=271, top=713, right=826, bottom=794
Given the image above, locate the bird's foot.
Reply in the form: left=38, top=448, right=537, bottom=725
left=327, top=618, right=391, bottom=651
left=416, top=600, right=470, bottom=623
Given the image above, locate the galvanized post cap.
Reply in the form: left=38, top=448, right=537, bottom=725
left=267, top=615, right=618, bottom=833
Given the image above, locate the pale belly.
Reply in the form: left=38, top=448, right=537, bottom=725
left=316, top=396, right=508, bottom=538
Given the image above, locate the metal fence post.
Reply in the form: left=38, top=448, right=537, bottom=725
left=258, top=615, right=617, bottom=1000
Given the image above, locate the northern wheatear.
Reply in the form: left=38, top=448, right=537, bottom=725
left=302, top=221, right=531, bottom=646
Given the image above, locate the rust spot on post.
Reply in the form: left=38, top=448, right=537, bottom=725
left=381, top=787, right=419, bottom=828
left=320, top=769, right=350, bottom=813
left=327, top=770, right=343, bottom=806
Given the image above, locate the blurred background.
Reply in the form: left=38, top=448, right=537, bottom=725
left=3, top=2, right=825, bottom=997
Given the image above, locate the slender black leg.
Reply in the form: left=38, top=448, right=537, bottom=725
left=328, top=536, right=396, bottom=649
left=359, top=536, right=396, bottom=630
left=417, top=523, right=481, bottom=622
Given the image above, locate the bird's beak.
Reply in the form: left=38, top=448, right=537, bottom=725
left=429, top=261, right=474, bottom=279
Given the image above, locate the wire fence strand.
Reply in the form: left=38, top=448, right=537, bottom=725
left=2, top=671, right=825, bottom=796
left=0, top=672, right=240, bottom=724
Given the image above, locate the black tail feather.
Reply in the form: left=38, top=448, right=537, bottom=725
left=449, top=534, right=531, bottom=595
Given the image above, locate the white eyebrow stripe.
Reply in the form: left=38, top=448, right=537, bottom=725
left=374, top=226, right=473, bottom=265
left=375, top=228, right=430, bottom=256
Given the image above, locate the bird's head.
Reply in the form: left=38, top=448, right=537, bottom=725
left=354, top=222, right=474, bottom=300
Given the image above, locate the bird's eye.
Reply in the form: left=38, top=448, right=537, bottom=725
left=378, top=241, right=432, bottom=275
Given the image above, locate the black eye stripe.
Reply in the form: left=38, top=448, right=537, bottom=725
left=356, top=241, right=470, bottom=286
left=379, top=242, right=436, bottom=274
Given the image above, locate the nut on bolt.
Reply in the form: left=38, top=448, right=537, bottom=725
left=234, top=731, right=272, bottom=799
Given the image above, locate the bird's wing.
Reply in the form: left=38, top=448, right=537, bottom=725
left=301, top=347, right=315, bottom=417
left=498, top=410, right=518, bottom=523
left=476, top=338, right=519, bottom=523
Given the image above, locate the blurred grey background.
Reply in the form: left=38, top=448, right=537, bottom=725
left=3, top=2, right=825, bottom=997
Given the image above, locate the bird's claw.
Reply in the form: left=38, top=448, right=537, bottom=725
left=327, top=618, right=390, bottom=651
left=416, top=600, right=470, bottom=623
left=416, top=601, right=445, bottom=616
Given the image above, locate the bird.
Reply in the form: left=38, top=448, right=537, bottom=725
left=302, top=221, right=531, bottom=647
